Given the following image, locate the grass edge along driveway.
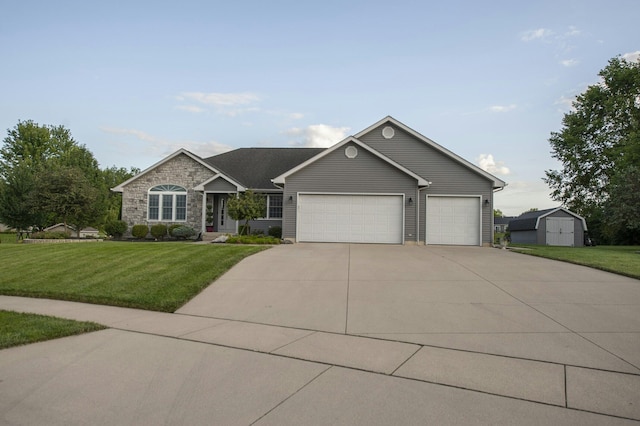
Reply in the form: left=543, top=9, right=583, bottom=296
left=0, top=242, right=268, bottom=312
left=0, top=310, right=106, bottom=350
left=510, top=245, right=640, bottom=280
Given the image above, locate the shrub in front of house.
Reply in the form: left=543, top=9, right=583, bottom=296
left=226, top=235, right=280, bottom=245
left=171, top=225, right=196, bottom=240
left=168, top=224, right=183, bottom=238
left=150, top=224, right=168, bottom=240
left=268, top=226, right=282, bottom=239
left=30, top=231, right=70, bottom=239
left=131, top=224, right=149, bottom=239
left=105, top=220, right=128, bottom=239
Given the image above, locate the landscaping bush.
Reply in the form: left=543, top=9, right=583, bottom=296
left=238, top=224, right=250, bottom=236
left=105, top=220, right=128, bottom=239
left=131, top=224, right=149, bottom=239
left=171, top=225, right=196, bottom=240
left=268, top=226, right=282, bottom=239
left=226, top=235, right=280, bottom=245
left=30, top=231, right=70, bottom=239
left=168, top=224, right=183, bottom=238
left=251, top=229, right=264, bottom=235
left=150, top=224, right=168, bottom=240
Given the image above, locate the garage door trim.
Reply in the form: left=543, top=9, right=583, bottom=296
left=296, top=192, right=405, bottom=244
left=426, top=195, right=482, bottom=246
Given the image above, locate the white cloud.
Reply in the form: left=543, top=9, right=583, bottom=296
left=560, top=58, right=579, bottom=67
left=565, top=26, right=581, bottom=37
left=177, top=91, right=260, bottom=106
left=489, top=104, right=517, bottom=113
left=100, top=126, right=234, bottom=159
left=176, top=105, right=205, bottom=113
left=476, top=154, right=510, bottom=176
left=289, top=112, right=304, bottom=120
left=520, top=28, right=553, bottom=42
left=623, top=51, right=640, bottom=62
left=101, top=127, right=160, bottom=143
left=554, top=94, right=577, bottom=112
left=494, top=180, right=558, bottom=217
left=286, top=124, right=350, bottom=148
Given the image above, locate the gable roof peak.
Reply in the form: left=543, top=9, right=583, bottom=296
left=355, top=116, right=507, bottom=190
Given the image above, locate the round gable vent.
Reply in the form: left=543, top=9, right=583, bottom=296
left=382, top=126, right=395, bottom=139
left=345, top=146, right=358, bottom=158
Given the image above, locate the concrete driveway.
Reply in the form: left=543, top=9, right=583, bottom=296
left=1, top=244, right=639, bottom=424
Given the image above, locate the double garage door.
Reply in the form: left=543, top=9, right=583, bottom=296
left=297, top=194, right=403, bottom=244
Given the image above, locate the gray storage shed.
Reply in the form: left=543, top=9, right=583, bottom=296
left=509, top=207, right=587, bottom=247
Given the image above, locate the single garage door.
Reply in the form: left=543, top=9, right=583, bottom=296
left=426, top=196, right=480, bottom=245
left=297, top=194, right=403, bottom=244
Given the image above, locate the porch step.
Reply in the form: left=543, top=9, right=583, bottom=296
left=202, top=232, right=230, bottom=242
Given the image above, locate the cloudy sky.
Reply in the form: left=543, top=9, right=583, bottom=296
left=1, top=0, right=638, bottom=215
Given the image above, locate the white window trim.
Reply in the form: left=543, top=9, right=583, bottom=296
left=256, top=194, right=283, bottom=220
left=147, top=186, right=188, bottom=222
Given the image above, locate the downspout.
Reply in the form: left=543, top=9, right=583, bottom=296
left=417, top=182, right=432, bottom=245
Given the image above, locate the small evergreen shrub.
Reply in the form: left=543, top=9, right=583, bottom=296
left=105, top=220, right=128, bottom=238
left=168, top=224, right=183, bottom=238
left=238, top=225, right=250, bottom=235
left=131, top=224, right=149, bottom=239
left=171, top=225, right=196, bottom=239
left=251, top=229, right=265, bottom=235
left=268, top=226, right=282, bottom=239
left=150, top=224, right=168, bottom=240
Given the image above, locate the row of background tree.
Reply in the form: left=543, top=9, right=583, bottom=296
left=0, top=120, right=139, bottom=236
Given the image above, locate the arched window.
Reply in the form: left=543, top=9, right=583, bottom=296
left=148, top=185, right=187, bottom=221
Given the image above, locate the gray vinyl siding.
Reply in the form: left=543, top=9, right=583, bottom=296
left=359, top=123, right=495, bottom=244
left=283, top=141, right=418, bottom=242
left=204, top=178, right=237, bottom=192
left=511, top=230, right=537, bottom=244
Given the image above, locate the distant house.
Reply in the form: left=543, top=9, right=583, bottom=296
left=509, top=208, right=587, bottom=247
left=494, top=216, right=515, bottom=233
left=44, top=223, right=100, bottom=238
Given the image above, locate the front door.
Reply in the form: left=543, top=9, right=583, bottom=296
left=217, top=195, right=236, bottom=233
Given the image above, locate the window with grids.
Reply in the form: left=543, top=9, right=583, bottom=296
left=148, top=185, right=187, bottom=221
left=267, top=194, right=283, bottom=219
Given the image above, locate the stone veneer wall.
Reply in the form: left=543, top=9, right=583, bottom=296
left=120, top=154, right=216, bottom=236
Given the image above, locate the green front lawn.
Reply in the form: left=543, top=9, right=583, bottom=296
left=0, top=310, right=105, bottom=349
left=511, top=245, right=640, bottom=279
left=0, top=242, right=267, bottom=312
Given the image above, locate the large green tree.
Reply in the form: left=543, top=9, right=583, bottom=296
left=32, top=166, right=101, bottom=236
left=0, top=121, right=106, bottom=231
left=544, top=56, right=640, bottom=243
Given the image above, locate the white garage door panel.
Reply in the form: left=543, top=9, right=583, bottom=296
left=427, top=196, right=480, bottom=245
left=298, top=194, right=403, bottom=244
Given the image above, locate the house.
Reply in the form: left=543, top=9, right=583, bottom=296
left=494, top=216, right=515, bottom=233
left=509, top=207, right=587, bottom=247
left=44, top=223, right=100, bottom=238
left=112, top=116, right=507, bottom=245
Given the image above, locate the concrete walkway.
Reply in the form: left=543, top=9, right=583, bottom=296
left=1, top=244, right=639, bottom=425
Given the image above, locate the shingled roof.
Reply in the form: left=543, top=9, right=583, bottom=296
left=204, top=148, right=325, bottom=190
